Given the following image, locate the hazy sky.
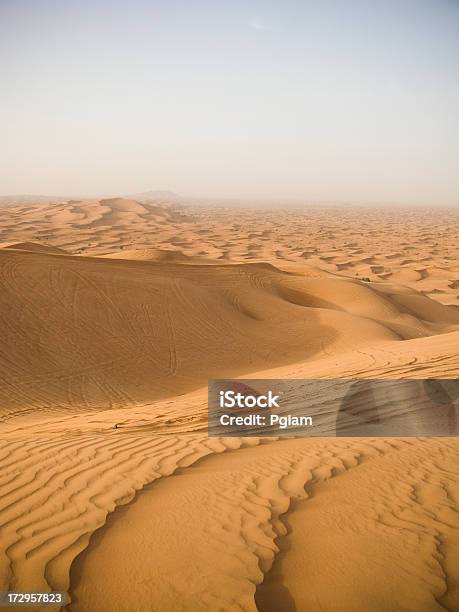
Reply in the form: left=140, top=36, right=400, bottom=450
left=1, top=0, right=459, bottom=204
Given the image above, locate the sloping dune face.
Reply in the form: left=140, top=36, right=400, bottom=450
left=100, top=247, right=219, bottom=264
left=67, top=437, right=459, bottom=612
left=1, top=246, right=458, bottom=419
left=0, top=242, right=68, bottom=255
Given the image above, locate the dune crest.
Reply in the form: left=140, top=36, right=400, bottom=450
left=0, top=242, right=68, bottom=255
left=100, top=247, right=219, bottom=264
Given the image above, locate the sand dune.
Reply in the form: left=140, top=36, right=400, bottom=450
left=101, top=247, right=219, bottom=264
left=0, top=242, right=68, bottom=255
left=257, top=437, right=459, bottom=612
left=0, top=331, right=458, bottom=610
left=0, top=199, right=457, bottom=304
left=1, top=244, right=458, bottom=420
left=68, top=438, right=458, bottom=612
left=0, top=199, right=458, bottom=611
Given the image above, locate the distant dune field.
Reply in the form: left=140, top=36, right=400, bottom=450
left=0, top=198, right=458, bottom=611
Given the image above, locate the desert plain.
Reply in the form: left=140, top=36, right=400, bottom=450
left=0, top=196, right=458, bottom=611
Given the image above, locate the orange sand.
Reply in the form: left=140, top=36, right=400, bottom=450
left=0, top=198, right=458, bottom=611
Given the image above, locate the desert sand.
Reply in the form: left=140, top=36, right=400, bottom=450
left=0, top=197, right=458, bottom=611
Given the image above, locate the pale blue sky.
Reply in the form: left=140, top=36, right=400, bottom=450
left=1, top=0, right=459, bottom=204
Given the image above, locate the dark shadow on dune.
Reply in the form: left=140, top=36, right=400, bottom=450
left=254, top=500, right=298, bottom=612
left=336, top=379, right=458, bottom=436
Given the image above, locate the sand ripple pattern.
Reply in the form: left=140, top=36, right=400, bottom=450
left=0, top=432, right=260, bottom=597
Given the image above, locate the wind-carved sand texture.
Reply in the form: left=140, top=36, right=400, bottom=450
left=0, top=198, right=458, bottom=611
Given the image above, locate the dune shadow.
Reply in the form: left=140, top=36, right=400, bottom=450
left=335, top=379, right=458, bottom=436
